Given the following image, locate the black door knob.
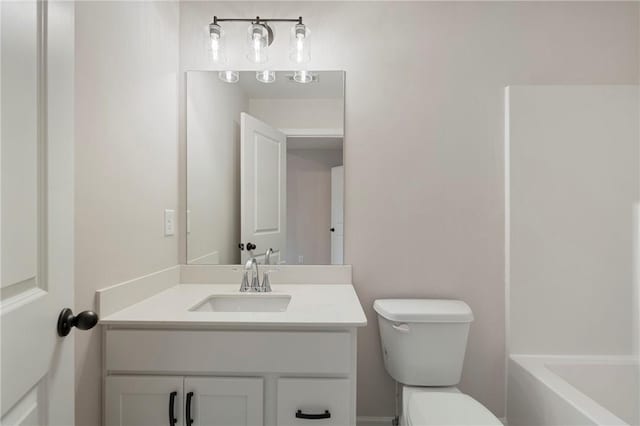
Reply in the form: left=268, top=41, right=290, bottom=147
left=57, top=308, right=99, bottom=337
left=330, top=228, right=335, bottom=232
left=246, top=242, right=256, bottom=251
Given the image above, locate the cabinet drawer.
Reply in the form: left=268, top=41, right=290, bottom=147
left=277, top=378, right=351, bottom=426
left=105, top=330, right=352, bottom=374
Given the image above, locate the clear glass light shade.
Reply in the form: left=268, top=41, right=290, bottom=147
left=256, top=70, right=276, bottom=83
left=218, top=70, right=239, bottom=83
left=289, top=23, right=310, bottom=64
left=246, top=23, right=269, bottom=64
left=293, top=70, right=313, bottom=83
left=209, top=23, right=226, bottom=64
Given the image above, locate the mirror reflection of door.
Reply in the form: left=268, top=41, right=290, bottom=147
left=240, top=113, right=286, bottom=264
left=186, top=71, right=345, bottom=266
left=331, top=166, right=344, bottom=265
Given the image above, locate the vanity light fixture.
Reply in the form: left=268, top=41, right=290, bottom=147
left=290, top=23, right=310, bottom=64
left=208, top=16, right=311, bottom=77
left=208, top=22, right=226, bottom=64
left=247, top=23, right=270, bottom=64
left=218, top=70, right=239, bottom=83
left=256, top=70, right=276, bottom=83
left=293, top=70, right=313, bottom=83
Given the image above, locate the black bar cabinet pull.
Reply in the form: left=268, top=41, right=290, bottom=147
left=295, top=410, right=331, bottom=420
left=168, top=391, right=177, bottom=426
left=186, top=392, right=194, bottom=426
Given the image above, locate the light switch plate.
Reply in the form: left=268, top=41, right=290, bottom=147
left=164, top=209, right=175, bottom=236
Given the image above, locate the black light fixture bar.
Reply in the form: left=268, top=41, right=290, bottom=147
left=212, top=16, right=303, bottom=25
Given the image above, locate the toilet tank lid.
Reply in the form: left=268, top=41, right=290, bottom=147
left=373, top=299, right=473, bottom=323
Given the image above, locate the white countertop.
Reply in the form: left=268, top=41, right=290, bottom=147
left=100, top=284, right=367, bottom=328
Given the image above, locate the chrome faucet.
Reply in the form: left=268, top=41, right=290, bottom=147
left=261, top=248, right=274, bottom=293
left=240, top=257, right=260, bottom=292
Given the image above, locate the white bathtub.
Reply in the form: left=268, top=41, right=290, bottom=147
left=507, top=355, right=639, bottom=426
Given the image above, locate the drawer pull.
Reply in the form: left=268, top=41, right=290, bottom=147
left=295, top=409, right=331, bottom=420
left=169, top=391, right=177, bottom=426
left=186, top=391, right=194, bottom=426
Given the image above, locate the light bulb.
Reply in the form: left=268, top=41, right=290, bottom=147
left=246, top=23, right=269, bottom=64
left=289, top=23, right=310, bottom=64
left=293, top=70, right=313, bottom=83
left=218, top=70, right=239, bottom=83
left=256, top=70, right=276, bottom=84
left=209, top=23, right=226, bottom=64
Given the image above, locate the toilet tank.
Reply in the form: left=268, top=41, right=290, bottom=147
left=374, top=299, right=474, bottom=386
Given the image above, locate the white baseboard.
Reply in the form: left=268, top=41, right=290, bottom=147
left=357, top=416, right=394, bottom=426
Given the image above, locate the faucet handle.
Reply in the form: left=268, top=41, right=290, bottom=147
left=265, top=248, right=274, bottom=265
left=250, top=274, right=260, bottom=292
left=240, top=271, right=251, bottom=292
left=261, top=269, right=276, bottom=292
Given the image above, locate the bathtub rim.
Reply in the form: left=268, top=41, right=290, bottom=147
left=508, top=354, right=638, bottom=426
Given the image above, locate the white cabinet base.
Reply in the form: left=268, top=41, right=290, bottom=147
left=103, top=328, right=358, bottom=426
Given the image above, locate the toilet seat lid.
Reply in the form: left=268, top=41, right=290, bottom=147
left=407, top=392, right=502, bottom=426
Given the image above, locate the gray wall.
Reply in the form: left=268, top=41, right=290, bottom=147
left=178, top=2, right=639, bottom=417
left=73, top=2, right=640, bottom=425
left=286, top=148, right=343, bottom=265
left=75, top=2, right=180, bottom=425
left=186, top=72, right=246, bottom=264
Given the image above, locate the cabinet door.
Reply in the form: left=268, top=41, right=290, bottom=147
left=105, top=376, right=183, bottom=426
left=184, top=377, right=263, bottom=426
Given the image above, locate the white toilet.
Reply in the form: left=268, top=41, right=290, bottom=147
left=374, top=299, right=502, bottom=426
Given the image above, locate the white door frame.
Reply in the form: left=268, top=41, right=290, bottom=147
left=330, top=166, right=345, bottom=265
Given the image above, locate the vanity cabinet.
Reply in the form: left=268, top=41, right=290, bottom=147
left=105, top=376, right=263, bottom=426
left=102, top=328, right=358, bottom=426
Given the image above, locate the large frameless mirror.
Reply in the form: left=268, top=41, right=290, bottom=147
left=186, top=70, right=345, bottom=265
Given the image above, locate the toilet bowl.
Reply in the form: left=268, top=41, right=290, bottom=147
left=402, top=387, right=501, bottom=426
left=374, top=299, right=502, bottom=426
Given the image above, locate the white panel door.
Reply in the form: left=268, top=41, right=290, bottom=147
left=1, top=1, right=75, bottom=424
left=184, top=377, right=263, bottom=426
left=105, top=376, right=184, bottom=426
left=331, top=166, right=344, bottom=265
left=240, top=112, right=286, bottom=263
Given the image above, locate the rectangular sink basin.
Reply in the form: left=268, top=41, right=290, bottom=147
left=190, top=294, right=291, bottom=313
